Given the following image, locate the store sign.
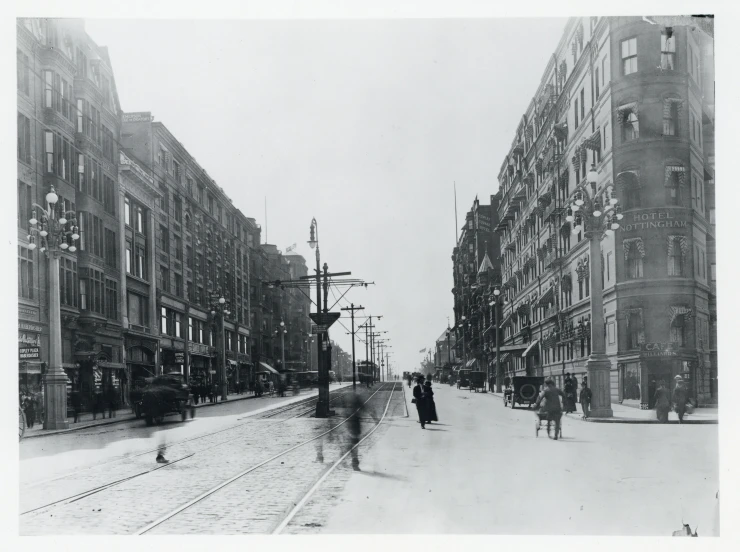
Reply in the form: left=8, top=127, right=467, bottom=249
left=19, top=322, right=43, bottom=333
left=19, top=332, right=41, bottom=346
left=640, top=342, right=679, bottom=357
left=174, top=352, right=185, bottom=364
left=622, top=210, right=688, bottom=232
left=122, top=112, right=153, bottom=123
left=19, top=347, right=40, bottom=360
left=189, top=342, right=210, bottom=355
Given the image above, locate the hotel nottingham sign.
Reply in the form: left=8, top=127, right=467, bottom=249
left=622, top=210, right=688, bottom=232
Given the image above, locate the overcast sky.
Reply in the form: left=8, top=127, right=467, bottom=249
left=84, top=17, right=568, bottom=374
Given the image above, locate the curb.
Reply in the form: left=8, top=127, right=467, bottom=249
left=22, top=393, right=259, bottom=439
left=582, top=418, right=718, bottom=425
left=22, top=384, right=355, bottom=439
left=480, top=390, right=718, bottom=425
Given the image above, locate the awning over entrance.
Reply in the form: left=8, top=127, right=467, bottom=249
left=228, top=360, right=238, bottom=367
left=499, top=353, right=511, bottom=363
left=465, top=358, right=478, bottom=369
left=522, top=340, right=540, bottom=358
left=258, top=362, right=279, bottom=375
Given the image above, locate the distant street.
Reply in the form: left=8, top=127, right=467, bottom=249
left=20, top=382, right=718, bottom=536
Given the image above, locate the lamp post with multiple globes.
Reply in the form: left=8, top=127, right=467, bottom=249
left=489, top=287, right=505, bottom=392
left=209, top=291, right=231, bottom=401
left=28, top=185, right=79, bottom=429
left=564, top=164, right=623, bottom=417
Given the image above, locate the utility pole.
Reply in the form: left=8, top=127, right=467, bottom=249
left=341, top=303, right=364, bottom=391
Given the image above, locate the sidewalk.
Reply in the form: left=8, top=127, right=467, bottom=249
left=486, top=390, right=718, bottom=424
left=23, top=383, right=351, bottom=439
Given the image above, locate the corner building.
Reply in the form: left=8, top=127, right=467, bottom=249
left=17, top=19, right=126, bottom=409
left=493, top=16, right=715, bottom=408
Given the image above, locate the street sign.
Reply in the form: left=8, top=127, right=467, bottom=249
left=309, top=312, right=341, bottom=328
left=311, top=324, right=329, bottom=334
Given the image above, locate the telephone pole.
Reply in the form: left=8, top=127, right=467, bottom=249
left=341, top=303, right=364, bottom=391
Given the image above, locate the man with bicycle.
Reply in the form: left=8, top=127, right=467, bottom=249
left=533, top=378, right=565, bottom=440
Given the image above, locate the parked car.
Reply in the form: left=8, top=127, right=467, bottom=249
left=140, top=373, right=195, bottom=426
left=503, top=376, right=545, bottom=409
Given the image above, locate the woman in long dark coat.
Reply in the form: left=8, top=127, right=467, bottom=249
left=412, top=376, right=428, bottom=429
left=423, top=381, right=438, bottom=424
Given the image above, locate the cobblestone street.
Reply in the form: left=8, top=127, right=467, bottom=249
left=20, top=384, right=401, bottom=535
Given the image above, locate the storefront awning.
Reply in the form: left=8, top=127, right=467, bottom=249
left=499, top=353, right=511, bottom=363
left=465, top=358, right=478, bottom=368
left=228, top=360, right=238, bottom=367
left=521, top=340, right=540, bottom=358
left=258, top=362, right=279, bottom=375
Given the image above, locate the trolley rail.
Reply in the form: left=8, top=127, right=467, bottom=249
left=135, top=383, right=396, bottom=534
left=20, top=383, right=396, bottom=534
left=23, top=386, right=352, bottom=491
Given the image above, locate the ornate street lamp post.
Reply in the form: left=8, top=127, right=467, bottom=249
left=28, top=185, right=79, bottom=429
left=489, top=287, right=505, bottom=392
left=209, top=291, right=231, bottom=401
left=564, top=164, right=624, bottom=417
left=459, top=315, right=467, bottom=368
left=275, top=320, right=287, bottom=372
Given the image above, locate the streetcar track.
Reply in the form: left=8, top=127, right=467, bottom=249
left=23, top=387, right=351, bottom=490
left=135, top=383, right=395, bottom=535
left=273, top=382, right=397, bottom=534
left=20, top=453, right=195, bottom=515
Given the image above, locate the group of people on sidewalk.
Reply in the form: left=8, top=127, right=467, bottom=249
left=412, top=375, right=438, bottom=429
left=653, top=375, right=692, bottom=423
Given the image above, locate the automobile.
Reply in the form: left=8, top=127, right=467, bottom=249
left=468, top=371, right=487, bottom=392
left=457, top=369, right=472, bottom=389
left=130, top=377, right=154, bottom=419
left=503, top=376, right=545, bottom=409
left=140, top=372, right=195, bottom=426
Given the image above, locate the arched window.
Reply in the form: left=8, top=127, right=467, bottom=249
left=665, top=164, right=686, bottom=206
left=663, top=97, right=682, bottom=136
left=617, top=170, right=641, bottom=210
left=670, top=314, right=685, bottom=346
left=618, top=102, right=639, bottom=142
left=667, top=236, right=686, bottom=276
left=624, top=238, right=644, bottom=279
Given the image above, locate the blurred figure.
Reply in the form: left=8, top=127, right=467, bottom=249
left=346, top=391, right=364, bottom=470
left=563, top=372, right=576, bottom=413
left=70, top=390, right=81, bottom=423
left=672, top=375, right=688, bottom=423
left=654, top=381, right=671, bottom=423
left=156, top=437, right=168, bottom=463
left=24, top=396, right=36, bottom=429
left=579, top=380, right=592, bottom=419
left=423, top=381, right=438, bottom=424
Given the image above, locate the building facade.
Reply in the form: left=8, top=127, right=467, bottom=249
left=451, top=194, right=502, bottom=377
left=17, top=18, right=126, bottom=409
left=492, top=16, right=715, bottom=407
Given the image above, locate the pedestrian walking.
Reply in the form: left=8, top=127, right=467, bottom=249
left=106, top=386, right=118, bottom=418
left=654, top=381, right=671, bottom=423
left=563, top=372, right=576, bottom=413
left=672, top=375, right=689, bottom=423
left=70, top=390, right=81, bottom=423
left=412, top=375, right=428, bottom=429
left=92, top=391, right=106, bottom=420
left=24, top=397, right=36, bottom=429
left=533, top=378, right=565, bottom=439
left=579, top=380, right=592, bottom=419
left=423, top=380, right=438, bottom=424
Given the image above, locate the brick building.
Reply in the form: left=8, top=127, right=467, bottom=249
left=17, top=18, right=125, bottom=408
left=451, top=194, right=502, bottom=375
left=492, top=16, right=715, bottom=407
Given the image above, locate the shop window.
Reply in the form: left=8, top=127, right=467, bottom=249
left=18, top=246, right=34, bottom=299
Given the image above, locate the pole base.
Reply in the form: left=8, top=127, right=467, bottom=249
left=43, top=371, right=69, bottom=430
left=586, top=356, right=614, bottom=418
